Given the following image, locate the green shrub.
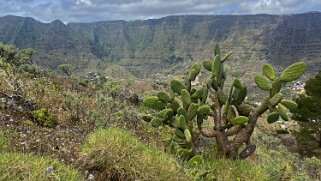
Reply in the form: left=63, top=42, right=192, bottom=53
left=80, top=126, right=189, bottom=180
left=31, top=108, right=56, bottom=128
left=0, top=152, right=83, bottom=180
left=301, top=157, right=321, bottom=180
left=253, top=127, right=321, bottom=180
left=292, top=70, right=321, bottom=150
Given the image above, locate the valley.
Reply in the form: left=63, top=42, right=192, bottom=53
left=1, top=10, right=321, bottom=180
left=1, top=12, right=321, bottom=78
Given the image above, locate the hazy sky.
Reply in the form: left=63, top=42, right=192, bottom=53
left=0, top=0, right=320, bottom=23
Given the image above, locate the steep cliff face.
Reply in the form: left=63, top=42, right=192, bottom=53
left=0, top=13, right=321, bottom=77
left=262, top=13, right=321, bottom=70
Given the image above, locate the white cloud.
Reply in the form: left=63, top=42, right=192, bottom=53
left=76, top=0, right=92, bottom=5
left=0, top=0, right=320, bottom=22
left=238, top=0, right=321, bottom=14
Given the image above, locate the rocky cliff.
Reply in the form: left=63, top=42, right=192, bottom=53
left=1, top=12, right=320, bottom=78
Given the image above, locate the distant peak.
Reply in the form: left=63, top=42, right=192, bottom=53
left=50, top=19, right=65, bottom=25
left=1, top=15, right=36, bottom=21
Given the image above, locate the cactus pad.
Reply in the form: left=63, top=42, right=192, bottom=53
left=263, top=64, right=276, bottom=81
left=157, top=109, right=174, bottom=120
left=187, top=103, right=199, bottom=121
left=211, top=78, right=218, bottom=90
left=169, top=99, right=180, bottom=113
left=191, top=88, right=203, bottom=99
left=170, top=117, right=180, bottom=128
left=214, top=43, right=220, bottom=56
left=177, top=107, right=187, bottom=118
left=254, top=74, right=272, bottom=90
left=281, top=99, right=298, bottom=111
left=267, top=112, right=279, bottom=124
left=270, top=79, right=282, bottom=96
left=202, top=87, right=208, bottom=103
left=203, top=60, right=212, bottom=71
left=269, top=93, right=283, bottom=107
left=143, top=96, right=166, bottom=110
left=181, top=89, right=192, bottom=105
left=188, top=68, right=199, bottom=81
left=280, top=62, right=306, bottom=82
left=170, top=80, right=186, bottom=95
left=277, top=104, right=289, bottom=121
left=197, top=105, right=211, bottom=116
left=175, top=129, right=185, bottom=139
left=184, top=129, right=192, bottom=142
left=233, top=78, right=243, bottom=89
left=151, top=117, right=163, bottom=127
left=231, top=116, right=249, bottom=125
left=191, top=63, right=201, bottom=74
left=179, top=115, right=187, bottom=129
left=236, top=87, right=247, bottom=105
left=157, top=92, right=172, bottom=103
left=212, top=55, right=221, bottom=77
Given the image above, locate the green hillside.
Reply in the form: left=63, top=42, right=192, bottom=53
left=1, top=43, right=321, bottom=180
left=0, top=12, right=321, bottom=78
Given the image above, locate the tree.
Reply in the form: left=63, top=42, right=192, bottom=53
left=292, top=71, right=321, bottom=148
left=142, top=43, right=306, bottom=159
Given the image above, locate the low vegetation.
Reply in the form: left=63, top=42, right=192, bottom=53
left=0, top=131, right=9, bottom=151
left=0, top=128, right=82, bottom=180
left=183, top=126, right=321, bottom=180
left=0, top=152, right=83, bottom=180
left=0, top=42, right=320, bottom=180
left=80, top=126, right=188, bottom=180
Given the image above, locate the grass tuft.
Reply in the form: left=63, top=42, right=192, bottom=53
left=185, top=156, right=269, bottom=180
left=0, top=152, right=83, bottom=180
left=0, top=131, right=9, bottom=152
left=80, top=126, right=189, bottom=180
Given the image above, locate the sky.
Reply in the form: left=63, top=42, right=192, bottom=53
left=0, top=0, right=321, bottom=23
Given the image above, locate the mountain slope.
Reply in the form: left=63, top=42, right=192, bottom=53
left=0, top=13, right=321, bottom=78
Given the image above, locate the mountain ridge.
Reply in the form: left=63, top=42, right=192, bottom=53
left=0, top=12, right=321, bottom=78
left=4, top=11, right=321, bottom=24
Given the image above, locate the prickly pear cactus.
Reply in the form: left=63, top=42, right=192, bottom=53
left=142, top=62, right=207, bottom=159
left=254, top=61, right=304, bottom=123
left=142, top=43, right=306, bottom=160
